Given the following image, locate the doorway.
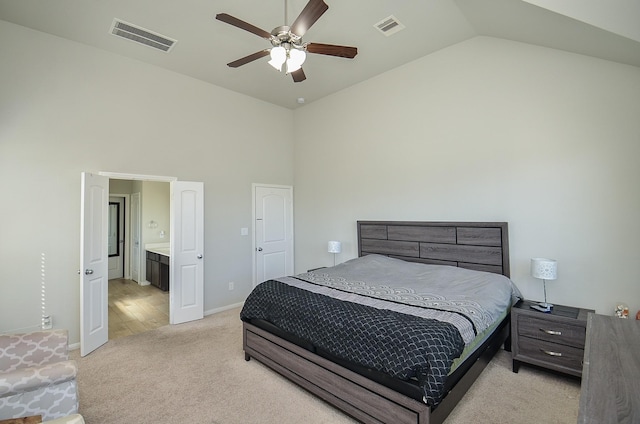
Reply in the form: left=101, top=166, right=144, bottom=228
left=80, top=172, right=204, bottom=356
left=108, top=184, right=168, bottom=341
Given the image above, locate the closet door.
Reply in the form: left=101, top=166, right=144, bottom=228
left=254, top=185, right=294, bottom=285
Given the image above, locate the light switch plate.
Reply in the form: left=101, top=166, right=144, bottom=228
left=240, top=227, right=249, bottom=236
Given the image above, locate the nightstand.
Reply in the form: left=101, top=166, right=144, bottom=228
left=511, top=300, right=594, bottom=377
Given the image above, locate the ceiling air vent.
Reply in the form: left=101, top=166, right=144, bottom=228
left=110, top=19, right=176, bottom=52
left=374, top=15, right=405, bottom=37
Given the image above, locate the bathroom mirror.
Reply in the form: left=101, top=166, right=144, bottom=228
left=108, top=202, right=120, bottom=257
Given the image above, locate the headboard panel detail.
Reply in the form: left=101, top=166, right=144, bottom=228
left=357, top=221, right=510, bottom=277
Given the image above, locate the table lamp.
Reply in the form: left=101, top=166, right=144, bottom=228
left=530, top=258, right=557, bottom=312
left=328, top=241, right=341, bottom=266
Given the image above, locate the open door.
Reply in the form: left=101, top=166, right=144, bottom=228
left=80, top=172, right=109, bottom=356
left=170, top=181, right=204, bottom=324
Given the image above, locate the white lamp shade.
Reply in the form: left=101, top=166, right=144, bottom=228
left=531, top=258, right=557, bottom=280
left=328, top=241, right=342, bottom=254
left=286, top=59, right=302, bottom=73
left=286, top=48, right=306, bottom=73
left=268, top=46, right=286, bottom=71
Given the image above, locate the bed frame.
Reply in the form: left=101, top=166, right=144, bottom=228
left=243, top=221, right=511, bottom=424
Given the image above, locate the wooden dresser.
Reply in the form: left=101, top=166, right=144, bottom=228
left=578, top=314, right=640, bottom=424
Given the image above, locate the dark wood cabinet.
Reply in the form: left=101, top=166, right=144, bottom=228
left=146, top=251, right=169, bottom=291
left=511, top=299, right=593, bottom=377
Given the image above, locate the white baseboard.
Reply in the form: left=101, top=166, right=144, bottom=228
left=1, top=323, right=42, bottom=335
left=204, top=302, right=244, bottom=316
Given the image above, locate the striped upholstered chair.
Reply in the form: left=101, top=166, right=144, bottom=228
left=0, top=329, right=78, bottom=421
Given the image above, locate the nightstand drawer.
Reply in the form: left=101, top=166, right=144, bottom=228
left=518, top=337, right=584, bottom=373
left=517, top=315, right=586, bottom=349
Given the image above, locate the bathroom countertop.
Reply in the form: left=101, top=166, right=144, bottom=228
left=146, top=243, right=170, bottom=257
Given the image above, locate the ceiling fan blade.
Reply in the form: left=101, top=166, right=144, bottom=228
left=291, top=68, right=306, bottom=83
left=216, top=13, right=272, bottom=39
left=290, top=0, right=329, bottom=37
left=306, top=43, right=358, bottom=59
left=227, top=50, right=270, bottom=68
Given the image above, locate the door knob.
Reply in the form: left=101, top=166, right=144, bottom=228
left=85, top=269, right=94, bottom=275
left=257, top=247, right=263, bottom=251
left=197, top=254, right=203, bottom=259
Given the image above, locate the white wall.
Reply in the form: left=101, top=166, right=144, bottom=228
left=293, top=36, right=640, bottom=315
left=0, top=20, right=294, bottom=342
left=141, top=181, right=170, bottom=245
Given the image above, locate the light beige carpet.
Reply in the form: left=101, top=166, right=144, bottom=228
left=71, top=307, right=581, bottom=423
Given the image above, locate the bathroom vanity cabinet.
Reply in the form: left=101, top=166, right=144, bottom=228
left=146, top=251, right=169, bottom=291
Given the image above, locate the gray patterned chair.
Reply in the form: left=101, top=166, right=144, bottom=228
left=0, top=329, right=78, bottom=421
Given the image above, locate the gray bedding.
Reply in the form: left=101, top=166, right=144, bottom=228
left=286, top=254, right=521, bottom=345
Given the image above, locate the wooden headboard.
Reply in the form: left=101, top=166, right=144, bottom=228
left=357, top=221, right=510, bottom=277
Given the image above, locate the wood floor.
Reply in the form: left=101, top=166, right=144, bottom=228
left=108, top=278, right=169, bottom=340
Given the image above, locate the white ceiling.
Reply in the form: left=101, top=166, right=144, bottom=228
left=1, top=0, right=639, bottom=109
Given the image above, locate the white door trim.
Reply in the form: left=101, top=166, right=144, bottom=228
left=99, top=172, right=178, bottom=182
left=252, top=183, right=294, bottom=287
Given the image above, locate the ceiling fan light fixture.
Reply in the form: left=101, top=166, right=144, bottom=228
left=216, top=0, right=357, bottom=83
left=286, top=48, right=306, bottom=73
left=268, top=46, right=287, bottom=70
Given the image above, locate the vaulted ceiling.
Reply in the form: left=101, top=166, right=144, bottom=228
left=1, top=0, right=638, bottom=109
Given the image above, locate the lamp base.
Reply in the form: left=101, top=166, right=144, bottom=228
left=530, top=303, right=553, bottom=313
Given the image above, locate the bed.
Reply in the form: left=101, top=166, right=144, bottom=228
left=241, top=221, right=519, bottom=424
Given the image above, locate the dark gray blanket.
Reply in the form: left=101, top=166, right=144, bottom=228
left=240, top=279, right=465, bottom=406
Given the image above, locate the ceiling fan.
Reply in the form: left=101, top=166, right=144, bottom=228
left=216, top=0, right=358, bottom=82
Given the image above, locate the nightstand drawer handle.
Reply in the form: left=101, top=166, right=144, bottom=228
left=541, top=349, right=563, bottom=357
left=540, top=329, right=562, bottom=336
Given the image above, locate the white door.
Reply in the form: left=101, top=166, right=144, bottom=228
left=130, top=192, right=141, bottom=282
left=170, top=181, right=204, bottom=325
left=254, top=185, right=294, bottom=285
left=107, top=197, right=125, bottom=280
left=80, top=172, right=109, bottom=356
